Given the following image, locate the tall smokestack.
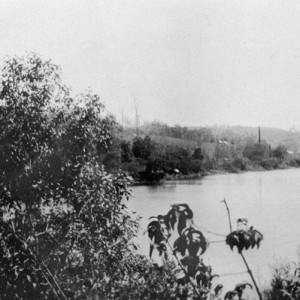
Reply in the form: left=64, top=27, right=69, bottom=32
left=258, top=126, right=261, bottom=144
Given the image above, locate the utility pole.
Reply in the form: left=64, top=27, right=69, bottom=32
left=258, top=126, right=261, bottom=144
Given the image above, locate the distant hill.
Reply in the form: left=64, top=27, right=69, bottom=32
left=123, top=123, right=300, bottom=153
left=192, top=125, right=300, bottom=152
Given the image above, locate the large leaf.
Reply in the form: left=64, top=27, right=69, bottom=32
left=226, top=224, right=263, bottom=252
left=195, top=262, right=217, bottom=289
left=146, top=217, right=168, bottom=258
left=165, top=203, right=194, bottom=235
left=224, top=290, right=238, bottom=300
left=173, top=234, right=187, bottom=256
left=180, top=255, right=199, bottom=277
left=174, top=228, right=207, bottom=256
left=235, top=282, right=252, bottom=298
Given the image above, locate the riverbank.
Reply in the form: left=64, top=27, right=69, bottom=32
left=131, top=159, right=300, bottom=186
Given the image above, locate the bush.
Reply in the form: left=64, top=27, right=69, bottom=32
left=264, top=258, right=300, bottom=300
left=232, top=157, right=247, bottom=171
left=222, top=161, right=239, bottom=173
left=243, top=142, right=269, bottom=161
left=124, top=160, right=146, bottom=178
left=112, top=254, right=177, bottom=300
left=271, top=144, right=288, bottom=161
left=292, top=158, right=300, bottom=167
left=190, top=159, right=203, bottom=174
left=201, top=158, right=217, bottom=170
left=260, top=158, right=279, bottom=169
left=132, top=136, right=156, bottom=160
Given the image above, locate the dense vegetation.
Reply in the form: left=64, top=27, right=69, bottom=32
left=0, top=53, right=179, bottom=300
left=117, top=124, right=300, bottom=183
left=0, top=53, right=298, bottom=300
left=263, top=258, right=300, bottom=300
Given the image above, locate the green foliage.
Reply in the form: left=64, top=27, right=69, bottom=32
left=192, top=148, right=204, bottom=161
left=264, top=259, right=300, bottom=300
left=224, top=282, right=252, bottom=300
left=271, top=144, right=288, bottom=161
left=221, top=161, right=239, bottom=173
left=260, top=157, right=279, bottom=169
left=93, top=252, right=178, bottom=300
left=123, top=159, right=146, bottom=180
left=146, top=204, right=216, bottom=300
left=189, top=159, right=202, bottom=174
left=140, top=158, right=168, bottom=183
left=243, top=142, right=269, bottom=161
left=120, top=140, right=133, bottom=163
left=226, top=219, right=263, bottom=253
left=0, top=53, right=139, bottom=299
left=122, top=123, right=296, bottom=183
left=132, top=136, right=156, bottom=160
left=165, top=146, right=191, bottom=175
left=231, top=158, right=247, bottom=171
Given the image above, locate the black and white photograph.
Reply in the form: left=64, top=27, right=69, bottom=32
left=1, top=1, right=300, bottom=299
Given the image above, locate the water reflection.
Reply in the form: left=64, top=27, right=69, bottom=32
left=146, top=182, right=177, bottom=192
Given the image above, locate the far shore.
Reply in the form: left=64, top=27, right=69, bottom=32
left=131, top=162, right=299, bottom=186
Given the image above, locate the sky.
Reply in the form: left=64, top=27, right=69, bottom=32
left=1, top=0, right=300, bottom=130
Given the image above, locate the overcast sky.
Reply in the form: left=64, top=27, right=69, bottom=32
left=1, top=0, right=300, bottom=129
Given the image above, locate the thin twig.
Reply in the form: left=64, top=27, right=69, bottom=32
left=221, top=198, right=232, bottom=233
left=209, top=240, right=225, bottom=244
left=218, top=270, right=248, bottom=277
left=39, top=260, right=68, bottom=300
left=39, top=268, right=62, bottom=300
left=240, top=252, right=263, bottom=300
left=192, top=223, right=226, bottom=237
left=9, top=226, right=68, bottom=300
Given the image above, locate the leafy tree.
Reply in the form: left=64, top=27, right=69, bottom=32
left=139, top=157, right=176, bottom=183
left=243, top=141, right=269, bottom=161
left=192, top=148, right=204, bottom=161
left=0, top=53, right=139, bottom=299
left=165, top=146, right=191, bottom=175
left=271, top=144, right=288, bottom=161
left=132, top=136, right=156, bottom=160
left=120, top=140, right=133, bottom=163
left=188, top=159, right=202, bottom=174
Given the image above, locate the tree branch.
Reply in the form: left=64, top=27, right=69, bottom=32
left=165, top=239, right=202, bottom=299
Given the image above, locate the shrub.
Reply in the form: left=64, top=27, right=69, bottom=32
left=260, top=158, right=279, bottom=169
left=264, top=258, right=300, bottom=300
left=232, top=158, right=247, bottom=171
left=190, top=159, right=203, bottom=174
left=222, top=161, right=239, bottom=173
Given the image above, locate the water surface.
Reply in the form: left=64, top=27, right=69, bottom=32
left=128, top=168, right=300, bottom=294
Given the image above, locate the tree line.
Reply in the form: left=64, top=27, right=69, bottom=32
left=114, top=125, right=300, bottom=183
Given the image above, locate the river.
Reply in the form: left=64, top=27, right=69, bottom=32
left=128, top=168, right=300, bottom=297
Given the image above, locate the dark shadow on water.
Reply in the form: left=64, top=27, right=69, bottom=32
left=167, top=179, right=204, bottom=185
left=147, top=182, right=177, bottom=193
left=146, top=179, right=203, bottom=193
